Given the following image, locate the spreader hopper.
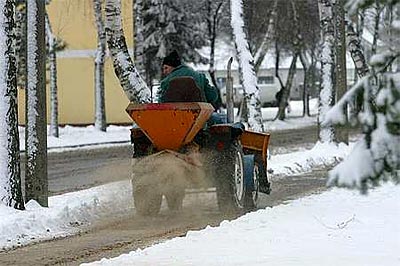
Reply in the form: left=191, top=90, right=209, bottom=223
left=126, top=102, right=214, bottom=151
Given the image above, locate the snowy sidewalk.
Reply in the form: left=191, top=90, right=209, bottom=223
left=83, top=183, right=400, bottom=266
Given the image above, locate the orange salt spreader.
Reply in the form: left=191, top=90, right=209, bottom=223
left=126, top=102, right=214, bottom=151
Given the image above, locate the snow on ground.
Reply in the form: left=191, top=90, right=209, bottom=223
left=83, top=182, right=400, bottom=266
left=0, top=180, right=132, bottom=250
left=0, top=140, right=353, bottom=251
left=19, top=125, right=132, bottom=152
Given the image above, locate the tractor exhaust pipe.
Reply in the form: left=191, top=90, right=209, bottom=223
left=226, top=57, right=234, bottom=124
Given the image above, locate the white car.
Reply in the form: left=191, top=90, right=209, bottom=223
left=220, top=84, right=280, bottom=107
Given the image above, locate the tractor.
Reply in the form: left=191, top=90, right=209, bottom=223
left=126, top=59, right=271, bottom=216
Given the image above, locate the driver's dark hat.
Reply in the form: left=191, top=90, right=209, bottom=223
left=162, top=50, right=181, bottom=67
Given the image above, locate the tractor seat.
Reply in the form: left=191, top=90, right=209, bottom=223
left=164, top=76, right=206, bottom=103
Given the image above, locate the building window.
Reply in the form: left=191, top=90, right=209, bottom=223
left=217, top=77, right=227, bottom=88
left=258, top=76, right=274, bottom=84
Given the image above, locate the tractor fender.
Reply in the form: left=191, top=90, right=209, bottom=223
left=243, top=154, right=255, bottom=191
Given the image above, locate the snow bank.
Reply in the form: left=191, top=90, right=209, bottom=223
left=0, top=180, right=132, bottom=250
left=270, top=141, right=351, bottom=177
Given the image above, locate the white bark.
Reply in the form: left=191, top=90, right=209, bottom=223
left=105, top=0, right=150, bottom=103
left=230, top=0, right=264, bottom=132
left=26, top=0, right=48, bottom=207
left=318, top=0, right=335, bottom=143
left=253, top=0, right=277, bottom=74
left=45, top=13, right=59, bottom=137
left=0, top=0, right=24, bottom=210
left=93, top=0, right=107, bottom=131
left=345, top=18, right=369, bottom=77
left=133, top=0, right=146, bottom=79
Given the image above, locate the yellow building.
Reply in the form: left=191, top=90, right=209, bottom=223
left=18, top=0, right=134, bottom=125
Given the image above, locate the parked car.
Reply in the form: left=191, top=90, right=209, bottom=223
left=220, top=84, right=280, bottom=107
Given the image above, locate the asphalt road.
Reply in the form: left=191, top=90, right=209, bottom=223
left=19, top=125, right=320, bottom=196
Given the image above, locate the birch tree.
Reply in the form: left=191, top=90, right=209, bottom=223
left=253, top=0, right=277, bottom=74
left=105, top=0, right=150, bottom=103
left=0, top=0, right=24, bottom=210
left=25, top=0, right=48, bottom=207
left=133, top=0, right=146, bottom=80
left=318, top=0, right=336, bottom=143
left=45, top=13, right=59, bottom=137
left=275, top=0, right=303, bottom=121
left=230, top=0, right=264, bottom=132
left=15, top=1, right=26, bottom=89
left=205, top=0, right=226, bottom=89
left=334, top=0, right=349, bottom=144
left=345, top=18, right=369, bottom=77
left=93, top=0, right=107, bottom=131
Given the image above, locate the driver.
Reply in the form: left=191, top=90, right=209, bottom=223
left=157, top=50, right=220, bottom=109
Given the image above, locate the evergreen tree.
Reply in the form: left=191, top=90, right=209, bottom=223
left=324, top=0, right=400, bottom=192
left=0, top=0, right=25, bottom=210
left=142, top=0, right=207, bottom=85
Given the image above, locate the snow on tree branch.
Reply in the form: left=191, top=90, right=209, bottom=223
left=105, top=0, right=150, bottom=103
left=230, top=0, right=264, bottom=132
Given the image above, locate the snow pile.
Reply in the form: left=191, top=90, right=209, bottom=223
left=269, top=141, right=351, bottom=177
left=83, top=183, right=400, bottom=266
left=0, top=180, right=132, bottom=250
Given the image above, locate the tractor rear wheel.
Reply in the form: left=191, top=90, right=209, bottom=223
left=133, top=184, right=162, bottom=216
left=244, top=158, right=262, bottom=210
left=215, top=142, right=246, bottom=213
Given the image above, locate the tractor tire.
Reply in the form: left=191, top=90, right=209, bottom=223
left=164, top=187, right=185, bottom=211
left=215, top=142, right=246, bottom=213
left=133, top=184, right=162, bottom=216
left=244, top=157, right=263, bottom=210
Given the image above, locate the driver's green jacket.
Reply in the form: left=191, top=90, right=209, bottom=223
left=157, top=65, right=219, bottom=106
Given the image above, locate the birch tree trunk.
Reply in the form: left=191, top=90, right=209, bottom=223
left=133, top=0, right=146, bottom=80
left=253, top=0, right=277, bottom=74
left=93, top=0, right=107, bottom=132
left=276, top=53, right=298, bottom=121
left=318, top=0, right=335, bottom=143
left=371, top=3, right=382, bottom=56
left=25, top=0, right=48, bottom=207
left=45, top=13, right=59, bottom=137
left=334, top=0, right=348, bottom=144
left=206, top=0, right=225, bottom=110
left=0, top=0, right=24, bottom=210
left=299, top=52, right=310, bottom=117
left=345, top=18, right=369, bottom=78
left=206, top=0, right=224, bottom=90
left=230, top=0, right=264, bottom=132
left=15, top=3, right=26, bottom=89
left=105, top=0, right=150, bottom=103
